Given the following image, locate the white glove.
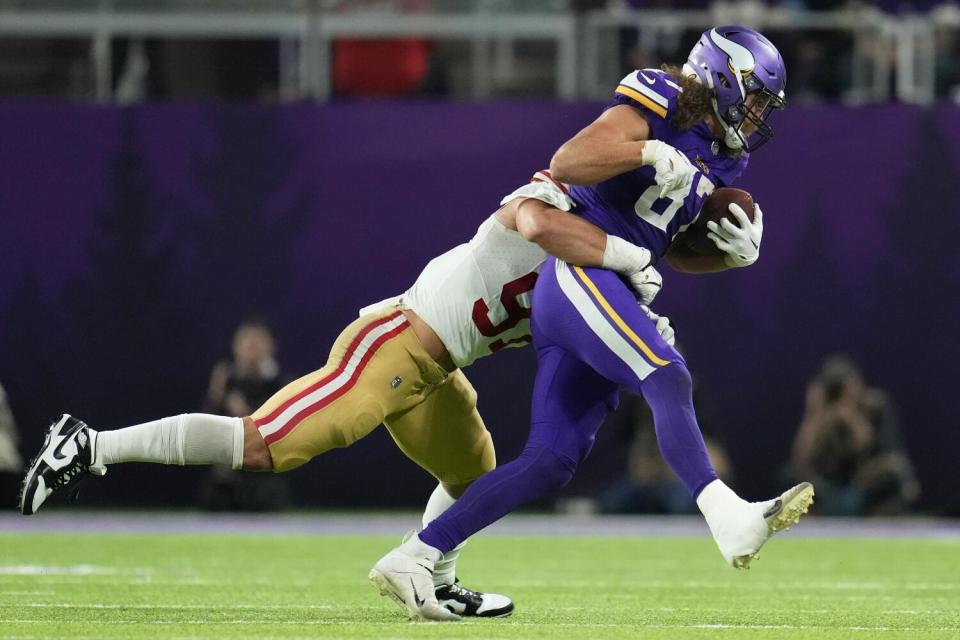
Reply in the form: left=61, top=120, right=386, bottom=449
left=500, top=172, right=575, bottom=211
left=603, top=235, right=652, bottom=274
left=640, top=304, right=675, bottom=346
left=641, top=140, right=697, bottom=201
left=706, top=202, right=763, bottom=268
left=627, top=264, right=662, bottom=306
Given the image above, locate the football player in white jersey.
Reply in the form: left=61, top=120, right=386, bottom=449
left=20, top=157, right=692, bottom=619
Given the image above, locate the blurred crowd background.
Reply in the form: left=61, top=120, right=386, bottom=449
left=2, top=0, right=960, bottom=103
left=0, top=0, right=956, bottom=517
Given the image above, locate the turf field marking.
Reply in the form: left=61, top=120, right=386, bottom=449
left=2, top=619, right=958, bottom=632
left=887, top=610, right=958, bottom=616
left=10, top=604, right=956, bottom=617
left=16, top=603, right=344, bottom=610
left=0, top=565, right=117, bottom=576
left=656, top=606, right=954, bottom=616
left=0, top=577, right=216, bottom=586
left=904, top=582, right=960, bottom=590
left=688, top=624, right=960, bottom=632
left=543, top=579, right=935, bottom=590
left=637, top=579, right=960, bottom=591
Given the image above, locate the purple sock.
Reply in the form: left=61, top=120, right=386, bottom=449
left=640, top=364, right=718, bottom=497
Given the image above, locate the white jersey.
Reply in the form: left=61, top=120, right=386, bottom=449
left=403, top=216, right=547, bottom=368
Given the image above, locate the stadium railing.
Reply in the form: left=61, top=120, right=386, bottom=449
left=581, top=6, right=897, bottom=104
left=0, top=1, right=948, bottom=104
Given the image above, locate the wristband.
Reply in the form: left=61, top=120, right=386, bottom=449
left=602, top=236, right=652, bottom=274
left=640, top=140, right=665, bottom=166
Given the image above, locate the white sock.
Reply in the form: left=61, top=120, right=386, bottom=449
left=696, top=479, right=770, bottom=565
left=695, top=479, right=744, bottom=516
left=422, top=484, right=465, bottom=587
left=96, top=414, right=244, bottom=470
left=401, top=531, right=442, bottom=563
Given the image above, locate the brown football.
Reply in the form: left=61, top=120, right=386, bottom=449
left=677, top=187, right=755, bottom=256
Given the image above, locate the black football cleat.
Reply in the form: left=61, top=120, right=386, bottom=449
left=19, top=414, right=105, bottom=515
left=436, top=580, right=514, bottom=618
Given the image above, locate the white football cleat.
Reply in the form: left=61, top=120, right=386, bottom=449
left=19, top=414, right=106, bottom=516
left=369, top=532, right=461, bottom=621
left=700, top=481, right=814, bottom=569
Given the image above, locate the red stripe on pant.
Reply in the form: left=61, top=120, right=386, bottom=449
left=256, top=310, right=405, bottom=428
left=260, top=320, right=409, bottom=446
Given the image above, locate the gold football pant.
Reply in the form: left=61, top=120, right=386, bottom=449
left=251, top=308, right=496, bottom=484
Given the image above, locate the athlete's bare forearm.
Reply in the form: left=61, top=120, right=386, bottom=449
left=549, top=104, right=653, bottom=185
left=502, top=198, right=652, bottom=274
left=550, top=137, right=650, bottom=185
left=518, top=201, right=607, bottom=266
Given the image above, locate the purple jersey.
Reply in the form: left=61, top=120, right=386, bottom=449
left=568, top=68, right=749, bottom=259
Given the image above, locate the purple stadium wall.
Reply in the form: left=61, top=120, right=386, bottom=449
left=0, top=103, right=956, bottom=510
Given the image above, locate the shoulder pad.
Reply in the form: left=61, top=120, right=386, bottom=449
left=613, top=69, right=682, bottom=120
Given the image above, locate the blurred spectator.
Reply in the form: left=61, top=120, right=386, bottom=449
left=332, top=0, right=445, bottom=97
left=932, top=3, right=960, bottom=102
left=614, top=1, right=861, bottom=104
left=789, top=355, right=919, bottom=516
left=333, top=38, right=437, bottom=97
left=160, top=40, right=280, bottom=101
left=616, top=0, right=705, bottom=82
left=0, top=383, right=25, bottom=506
left=205, top=318, right=286, bottom=419
left=600, top=376, right=732, bottom=514
left=721, top=1, right=857, bottom=104
left=199, top=318, right=292, bottom=511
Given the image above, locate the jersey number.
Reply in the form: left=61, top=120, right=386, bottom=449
left=471, top=272, right=539, bottom=352
left=634, top=173, right=715, bottom=232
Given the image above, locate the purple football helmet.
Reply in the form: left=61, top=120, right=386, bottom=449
left=683, top=26, right=786, bottom=152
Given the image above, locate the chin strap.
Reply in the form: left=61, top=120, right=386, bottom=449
left=710, top=97, right=744, bottom=151
left=722, top=124, right=744, bottom=150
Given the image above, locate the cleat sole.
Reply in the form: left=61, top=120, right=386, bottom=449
left=368, top=568, right=460, bottom=622
left=767, top=482, right=815, bottom=535
left=732, top=552, right=758, bottom=570
left=733, top=482, right=815, bottom=570
left=368, top=569, right=422, bottom=621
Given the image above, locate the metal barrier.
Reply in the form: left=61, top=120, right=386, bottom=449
left=0, top=1, right=948, bottom=103
left=0, top=1, right=576, bottom=101
left=581, top=7, right=897, bottom=104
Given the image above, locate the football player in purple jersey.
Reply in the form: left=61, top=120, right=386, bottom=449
left=374, top=26, right=814, bottom=620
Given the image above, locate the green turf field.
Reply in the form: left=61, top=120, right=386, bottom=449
left=1, top=534, right=958, bottom=639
